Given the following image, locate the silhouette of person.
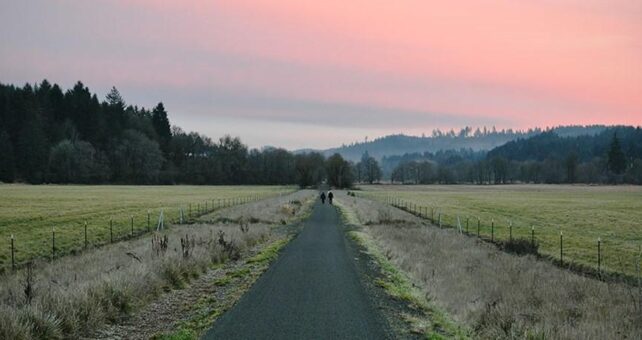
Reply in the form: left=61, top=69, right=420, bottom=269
left=327, top=191, right=334, bottom=205
left=320, top=192, right=326, bottom=204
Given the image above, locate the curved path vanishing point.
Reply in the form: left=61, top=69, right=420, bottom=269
left=202, top=201, right=391, bottom=340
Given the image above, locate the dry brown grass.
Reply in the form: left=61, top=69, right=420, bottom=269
left=199, top=189, right=315, bottom=225
left=337, top=191, right=642, bottom=339
left=0, top=190, right=314, bottom=339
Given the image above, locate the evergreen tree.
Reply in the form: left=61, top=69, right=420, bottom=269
left=151, top=102, right=172, bottom=154
left=0, top=130, right=15, bottom=182
left=565, top=152, right=578, bottom=183
left=104, top=86, right=127, bottom=137
left=16, top=113, right=49, bottom=183
left=607, top=133, right=626, bottom=174
left=67, top=82, right=103, bottom=146
left=105, top=86, right=126, bottom=109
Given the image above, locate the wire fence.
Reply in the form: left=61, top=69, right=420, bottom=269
left=365, top=194, right=642, bottom=283
left=2, top=193, right=282, bottom=274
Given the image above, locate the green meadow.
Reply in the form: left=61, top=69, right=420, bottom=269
left=0, top=185, right=293, bottom=269
left=360, top=184, right=642, bottom=276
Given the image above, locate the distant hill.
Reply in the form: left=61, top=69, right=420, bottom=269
left=488, top=125, right=642, bottom=163
left=383, top=125, right=640, bottom=184
left=304, top=125, right=608, bottom=162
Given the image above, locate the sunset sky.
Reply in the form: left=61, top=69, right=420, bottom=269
left=1, top=0, right=640, bottom=149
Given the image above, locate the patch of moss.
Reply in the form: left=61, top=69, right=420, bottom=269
left=246, top=238, right=290, bottom=264
left=213, top=276, right=231, bottom=286
left=229, top=267, right=251, bottom=278
left=153, top=328, right=197, bottom=340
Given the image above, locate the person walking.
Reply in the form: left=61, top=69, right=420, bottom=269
left=327, top=190, right=334, bottom=205
left=320, top=192, right=326, bottom=204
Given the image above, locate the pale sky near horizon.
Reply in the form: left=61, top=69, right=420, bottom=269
left=1, top=1, right=640, bottom=149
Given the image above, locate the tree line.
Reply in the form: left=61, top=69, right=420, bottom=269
left=3, top=80, right=637, bottom=187
left=390, top=127, right=642, bottom=185
left=0, top=80, right=361, bottom=188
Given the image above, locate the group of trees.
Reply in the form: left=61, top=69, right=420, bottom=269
left=390, top=127, right=642, bottom=185
left=0, top=80, right=174, bottom=184
left=483, top=128, right=642, bottom=184
left=3, top=80, right=637, bottom=187
left=0, top=80, right=364, bottom=188
left=354, top=152, right=382, bottom=184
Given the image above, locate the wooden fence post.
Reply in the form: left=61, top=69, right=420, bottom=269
left=131, top=215, right=134, bottom=237
left=147, top=210, right=151, bottom=232
left=110, top=218, right=113, bottom=243
left=560, top=231, right=564, bottom=266
left=597, top=237, right=601, bottom=274
left=10, top=234, right=15, bottom=271
left=509, top=221, right=512, bottom=241
left=477, top=218, right=481, bottom=237
left=531, top=225, right=535, bottom=248
left=84, top=221, right=88, bottom=249
left=491, top=219, right=495, bottom=242
left=52, top=226, right=56, bottom=260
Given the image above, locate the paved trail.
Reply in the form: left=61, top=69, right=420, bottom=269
left=203, top=201, right=390, bottom=339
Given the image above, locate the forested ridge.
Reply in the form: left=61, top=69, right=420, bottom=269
left=390, top=127, right=642, bottom=184
left=0, top=80, right=340, bottom=186
left=315, top=125, right=609, bottom=162
left=1, top=80, right=639, bottom=187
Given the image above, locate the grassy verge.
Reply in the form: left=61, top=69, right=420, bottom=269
left=335, top=198, right=468, bottom=339
left=156, top=195, right=314, bottom=339
left=340, top=192, right=642, bottom=339
left=154, top=237, right=292, bottom=339
left=349, top=230, right=468, bottom=340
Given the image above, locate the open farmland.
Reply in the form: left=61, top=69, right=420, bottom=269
left=0, top=184, right=294, bottom=269
left=359, top=184, right=642, bottom=276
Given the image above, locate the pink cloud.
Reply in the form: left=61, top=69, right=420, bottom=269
left=1, top=0, right=640, bottom=148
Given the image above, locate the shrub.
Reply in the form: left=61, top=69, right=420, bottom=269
left=501, top=238, right=539, bottom=255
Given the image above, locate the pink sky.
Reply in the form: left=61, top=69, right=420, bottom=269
left=1, top=0, right=640, bottom=148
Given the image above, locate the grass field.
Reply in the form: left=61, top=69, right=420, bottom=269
left=359, top=184, right=642, bottom=276
left=0, top=184, right=294, bottom=269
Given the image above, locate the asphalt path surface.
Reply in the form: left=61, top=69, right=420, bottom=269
left=202, top=201, right=390, bottom=339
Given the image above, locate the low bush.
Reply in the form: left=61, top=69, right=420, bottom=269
left=501, top=238, right=539, bottom=255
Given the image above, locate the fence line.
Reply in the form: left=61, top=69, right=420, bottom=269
left=2, top=192, right=286, bottom=273
left=367, top=193, right=639, bottom=281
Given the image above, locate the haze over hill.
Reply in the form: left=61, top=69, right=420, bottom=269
left=304, top=125, right=609, bottom=162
